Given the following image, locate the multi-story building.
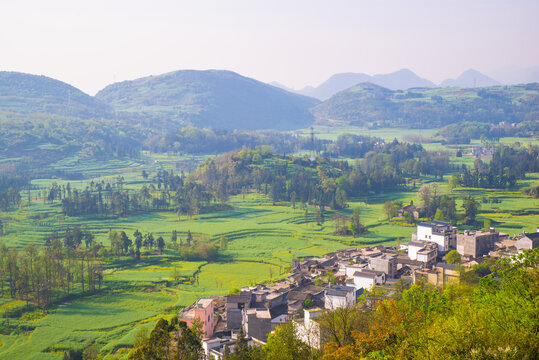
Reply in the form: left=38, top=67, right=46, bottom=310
left=368, top=253, right=397, bottom=278
left=324, top=285, right=356, bottom=310
left=242, top=308, right=272, bottom=342
left=457, top=229, right=499, bottom=258
left=406, top=240, right=438, bottom=265
left=351, top=269, right=386, bottom=290
left=179, top=298, right=215, bottom=338
left=414, top=221, right=457, bottom=252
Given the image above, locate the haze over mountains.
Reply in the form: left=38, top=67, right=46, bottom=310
left=439, top=69, right=500, bottom=88
left=96, top=70, right=319, bottom=130
left=295, top=69, right=436, bottom=100
left=1, top=67, right=538, bottom=133
left=488, top=65, right=539, bottom=85
left=274, top=68, right=539, bottom=101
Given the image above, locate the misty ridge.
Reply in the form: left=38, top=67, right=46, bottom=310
left=0, top=67, right=538, bottom=134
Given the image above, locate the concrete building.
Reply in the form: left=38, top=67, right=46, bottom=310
left=352, top=269, right=386, bottom=290
left=179, top=298, right=215, bottom=338
left=416, top=245, right=438, bottom=264
left=415, top=221, right=457, bottom=252
left=516, top=232, right=539, bottom=251
left=457, top=229, right=499, bottom=258
left=407, top=240, right=437, bottom=264
left=296, top=308, right=322, bottom=350
left=415, top=263, right=460, bottom=288
left=368, top=253, right=397, bottom=278
left=226, top=292, right=252, bottom=330
left=242, top=308, right=272, bottom=342
left=344, top=264, right=367, bottom=278
left=324, top=285, right=356, bottom=310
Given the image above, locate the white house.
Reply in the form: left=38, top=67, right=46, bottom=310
left=352, top=270, right=385, bottom=291
left=324, top=285, right=356, bottom=310
left=416, top=221, right=457, bottom=253
left=407, top=240, right=438, bottom=264
left=344, top=264, right=366, bottom=278
left=296, top=308, right=322, bottom=350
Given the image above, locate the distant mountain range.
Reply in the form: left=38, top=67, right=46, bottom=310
left=95, top=70, right=319, bottom=130
left=281, top=69, right=435, bottom=100
left=1, top=68, right=538, bottom=133
left=274, top=68, right=538, bottom=101
left=0, top=70, right=319, bottom=131
left=312, top=82, right=539, bottom=128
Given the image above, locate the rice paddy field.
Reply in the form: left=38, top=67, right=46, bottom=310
left=0, top=127, right=537, bottom=359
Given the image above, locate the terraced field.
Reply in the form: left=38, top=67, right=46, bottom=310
left=0, top=127, right=537, bottom=359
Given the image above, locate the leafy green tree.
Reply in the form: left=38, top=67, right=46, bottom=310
left=433, top=208, right=445, bottom=221
left=133, top=229, right=143, bottom=260
left=186, top=230, right=192, bottom=247
left=219, top=234, right=228, bottom=250
left=462, top=196, right=479, bottom=224
left=156, top=236, right=165, bottom=255
left=264, top=322, right=319, bottom=360
left=226, top=327, right=264, bottom=360
left=348, top=208, right=364, bottom=237
left=119, top=231, right=132, bottom=254
left=382, top=201, right=399, bottom=222
left=483, top=218, right=491, bottom=231
left=445, top=250, right=461, bottom=265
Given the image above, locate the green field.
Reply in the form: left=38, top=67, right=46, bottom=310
left=0, top=127, right=537, bottom=359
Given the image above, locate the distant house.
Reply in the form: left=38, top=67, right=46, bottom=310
left=457, top=229, right=499, bottom=258
left=368, top=253, right=397, bottom=278
left=405, top=240, right=438, bottom=265
left=179, top=298, right=215, bottom=338
left=516, top=232, right=539, bottom=251
left=415, top=263, right=460, bottom=288
left=414, top=221, right=457, bottom=252
left=242, top=308, right=272, bottom=342
left=296, top=308, right=323, bottom=350
left=352, top=269, right=386, bottom=291
left=324, top=285, right=356, bottom=310
left=398, top=202, right=421, bottom=219
left=344, top=264, right=367, bottom=278
left=226, top=292, right=253, bottom=330
left=203, top=335, right=264, bottom=359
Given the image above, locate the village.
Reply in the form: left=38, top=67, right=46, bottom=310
left=176, top=220, right=539, bottom=359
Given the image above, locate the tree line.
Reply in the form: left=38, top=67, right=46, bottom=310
left=0, top=227, right=222, bottom=311
left=451, top=144, right=539, bottom=189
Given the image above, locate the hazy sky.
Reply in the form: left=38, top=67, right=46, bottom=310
left=1, top=0, right=538, bottom=95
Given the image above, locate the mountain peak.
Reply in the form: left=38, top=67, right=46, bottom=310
left=96, top=69, right=319, bottom=131
left=440, top=69, right=500, bottom=88
left=297, top=69, right=434, bottom=100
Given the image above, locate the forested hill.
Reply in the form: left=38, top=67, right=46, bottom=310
left=0, top=71, right=112, bottom=119
left=312, top=82, right=539, bottom=128
left=96, top=69, right=320, bottom=130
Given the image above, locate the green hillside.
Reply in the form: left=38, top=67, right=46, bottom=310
left=95, top=69, right=320, bottom=130
left=0, top=72, right=112, bottom=119
left=312, top=82, right=539, bottom=128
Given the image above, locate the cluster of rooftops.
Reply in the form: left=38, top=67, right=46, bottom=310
left=178, top=222, right=538, bottom=358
